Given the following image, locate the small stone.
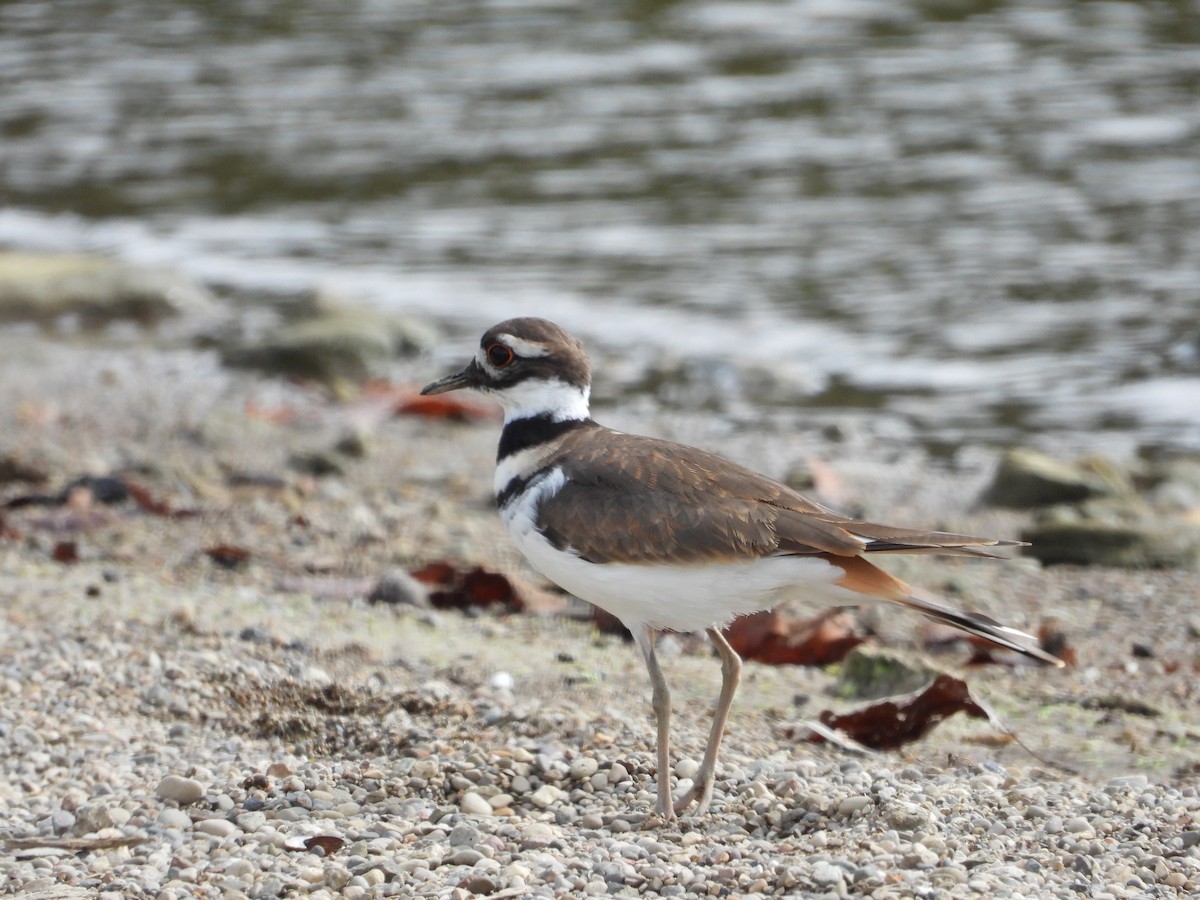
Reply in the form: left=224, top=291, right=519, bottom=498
left=519, top=822, right=557, bottom=849
left=156, top=808, right=192, bottom=829
left=674, top=759, right=700, bottom=780
left=236, top=811, right=267, bottom=831
left=530, top=785, right=562, bottom=809
left=608, top=763, right=630, bottom=784
left=367, top=570, right=430, bottom=608
left=157, top=775, right=205, bottom=805
left=449, top=848, right=484, bottom=866
left=570, top=758, right=600, bottom=779
left=886, top=802, right=934, bottom=832
left=460, top=792, right=493, bottom=816
left=1064, top=816, right=1092, bottom=834
left=490, top=671, right=514, bottom=691
left=837, top=795, right=873, bottom=817
left=194, top=818, right=238, bottom=838
left=449, top=824, right=481, bottom=846
left=74, top=803, right=127, bottom=834
left=809, top=861, right=846, bottom=887
left=462, top=875, right=498, bottom=895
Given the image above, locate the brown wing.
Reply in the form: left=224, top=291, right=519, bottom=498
left=535, top=427, right=1014, bottom=565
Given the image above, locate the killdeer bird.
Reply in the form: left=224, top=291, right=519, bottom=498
left=422, top=317, right=1062, bottom=821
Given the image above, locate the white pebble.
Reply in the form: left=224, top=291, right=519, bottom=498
left=530, top=785, right=562, bottom=808
left=837, top=795, right=873, bottom=817
left=460, top=792, right=493, bottom=816
left=156, top=808, right=192, bottom=829
left=194, top=818, right=238, bottom=837
left=490, top=671, right=514, bottom=690
left=674, top=758, right=700, bottom=779
left=157, top=775, right=205, bottom=805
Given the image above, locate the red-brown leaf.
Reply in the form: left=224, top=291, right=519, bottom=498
left=53, top=540, right=79, bottom=563
left=393, top=393, right=496, bottom=422
left=725, top=607, right=866, bottom=666
left=410, top=560, right=523, bottom=612
left=811, top=673, right=988, bottom=750
left=204, top=544, right=251, bottom=569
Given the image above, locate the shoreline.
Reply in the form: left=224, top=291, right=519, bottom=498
left=2, top=322, right=1198, bottom=897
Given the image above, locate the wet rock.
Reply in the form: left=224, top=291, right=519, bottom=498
left=1021, top=503, right=1199, bottom=568
left=0, top=251, right=214, bottom=326
left=982, top=448, right=1121, bottom=508
left=834, top=647, right=935, bottom=701
left=219, top=301, right=433, bottom=385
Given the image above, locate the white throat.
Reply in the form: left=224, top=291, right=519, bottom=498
left=496, top=378, right=591, bottom=424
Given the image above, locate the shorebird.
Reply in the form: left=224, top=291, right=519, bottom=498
left=422, top=317, right=1062, bottom=821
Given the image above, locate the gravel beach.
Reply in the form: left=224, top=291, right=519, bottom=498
left=2, top=327, right=1199, bottom=899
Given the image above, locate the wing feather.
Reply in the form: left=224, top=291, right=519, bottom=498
left=534, top=427, right=1014, bottom=564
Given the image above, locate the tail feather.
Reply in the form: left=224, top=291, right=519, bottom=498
left=825, top=554, right=1064, bottom=668
left=895, top=589, right=1065, bottom=668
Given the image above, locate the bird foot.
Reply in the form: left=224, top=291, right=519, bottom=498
left=672, top=774, right=715, bottom=817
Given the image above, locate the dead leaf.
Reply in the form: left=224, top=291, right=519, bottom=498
left=52, top=540, right=79, bottom=563
left=411, top=560, right=524, bottom=612
left=724, top=607, right=866, bottom=666
left=124, top=479, right=198, bottom=518
left=304, top=834, right=345, bottom=855
left=204, top=544, right=251, bottom=569
left=1038, top=618, right=1077, bottom=667
left=810, top=674, right=989, bottom=750
left=282, top=833, right=346, bottom=854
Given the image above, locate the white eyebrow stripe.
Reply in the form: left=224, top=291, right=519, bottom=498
left=497, top=334, right=551, bottom=358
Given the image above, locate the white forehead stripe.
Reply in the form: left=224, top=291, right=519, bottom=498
left=497, top=334, right=551, bottom=358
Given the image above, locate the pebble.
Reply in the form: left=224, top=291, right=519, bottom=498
left=569, top=757, right=600, bottom=779
left=837, top=795, right=873, bottom=817
left=674, top=758, right=700, bottom=779
left=157, top=775, right=205, bottom=804
left=157, top=808, right=192, bottom=829
left=194, top=817, right=238, bottom=837
left=460, top=792, right=493, bottom=816
left=530, top=785, right=563, bottom=808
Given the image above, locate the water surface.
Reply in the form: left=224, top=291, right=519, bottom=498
left=3, top=0, right=1199, bottom=451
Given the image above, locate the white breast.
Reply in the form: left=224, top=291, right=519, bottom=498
left=499, top=467, right=849, bottom=634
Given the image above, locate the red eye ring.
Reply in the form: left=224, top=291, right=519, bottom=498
left=486, top=342, right=514, bottom=367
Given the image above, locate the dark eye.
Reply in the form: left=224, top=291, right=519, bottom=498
left=486, top=343, right=514, bottom=367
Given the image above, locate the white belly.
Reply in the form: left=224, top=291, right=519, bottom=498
left=500, top=467, right=847, bottom=633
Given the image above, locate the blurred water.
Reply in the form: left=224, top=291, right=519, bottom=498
left=2, top=0, right=1199, bottom=451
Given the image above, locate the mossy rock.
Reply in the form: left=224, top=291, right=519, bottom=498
left=1021, top=518, right=1199, bottom=568
left=0, top=251, right=214, bottom=325
left=982, top=447, right=1123, bottom=509
left=834, top=647, right=936, bottom=701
